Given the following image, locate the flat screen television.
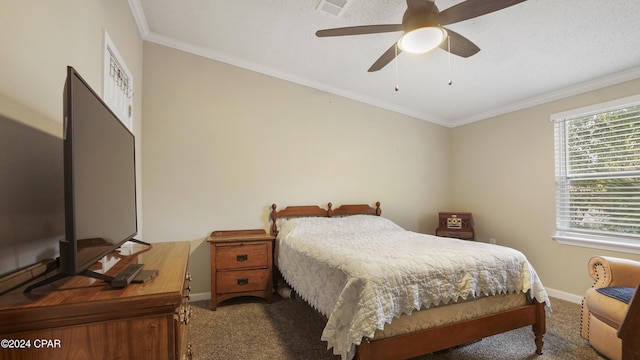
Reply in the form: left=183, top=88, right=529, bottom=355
left=26, top=66, right=141, bottom=291
left=0, top=115, right=64, bottom=282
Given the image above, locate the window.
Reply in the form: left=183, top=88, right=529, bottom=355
left=103, top=31, right=133, bottom=130
left=552, top=95, right=640, bottom=253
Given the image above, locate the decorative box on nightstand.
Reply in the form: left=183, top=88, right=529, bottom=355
left=207, top=229, right=275, bottom=310
left=435, top=212, right=474, bottom=240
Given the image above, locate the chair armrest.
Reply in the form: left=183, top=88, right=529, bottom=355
left=588, top=256, right=640, bottom=288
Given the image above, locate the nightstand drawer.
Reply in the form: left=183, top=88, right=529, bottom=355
left=215, top=243, right=268, bottom=270
left=216, top=269, right=270, bottom=293
left=435, top=230, right=475, bottom=240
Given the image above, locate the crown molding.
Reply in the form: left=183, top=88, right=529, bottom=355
left=128, top=0, right=149, bottom=38
left=127, top=1, right=640, bottom=129
left=141, top=31, right=452, bottom=127
left=450, top=66, right=640, bottom=127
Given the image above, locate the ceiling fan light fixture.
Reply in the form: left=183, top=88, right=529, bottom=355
left=398, top=27, right=447, bottom=54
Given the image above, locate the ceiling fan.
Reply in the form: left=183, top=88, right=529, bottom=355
left=315, top=0, right=527, bottom=72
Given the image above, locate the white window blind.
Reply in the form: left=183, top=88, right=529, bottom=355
left=554, top=98, right=640, bottom=245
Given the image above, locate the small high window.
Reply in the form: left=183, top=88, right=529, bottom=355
left=103, top=31, right=133, bottom=130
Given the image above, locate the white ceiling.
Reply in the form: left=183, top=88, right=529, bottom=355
left=129, top=0, right=640, bottom=127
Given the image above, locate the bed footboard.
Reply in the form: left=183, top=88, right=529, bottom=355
left=355, top=300, right=546, bottom=360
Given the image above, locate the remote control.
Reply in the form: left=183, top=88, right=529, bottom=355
left=111, top=263, right=144, bottom=288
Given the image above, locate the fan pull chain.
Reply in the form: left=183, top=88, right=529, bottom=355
left=394, top=43, right=399, bottom=91
left=447, top=35, right=453, bottom=86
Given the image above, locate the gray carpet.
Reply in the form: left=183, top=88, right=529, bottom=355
left=189, top=296, right=605, bottom=360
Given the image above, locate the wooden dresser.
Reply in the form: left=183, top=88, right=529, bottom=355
left=207, top=229, right=274, bottom=310
left=0, top=241, right=192, bottom=360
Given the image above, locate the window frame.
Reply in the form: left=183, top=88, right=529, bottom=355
left=102, top=30, right=133, bottom=130
left=551, top=94, right=640, bottom=254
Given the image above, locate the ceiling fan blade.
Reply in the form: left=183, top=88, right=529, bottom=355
left=316, top=24, right=403, bottom=37
left=368, top=43, right=402, bottom=72
left=436, top=0, right=527, bottom=26
left=440, top=28, right=480, bottom=58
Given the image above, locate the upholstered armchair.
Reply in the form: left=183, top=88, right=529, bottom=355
left=581, top=256, right=640, bottom=360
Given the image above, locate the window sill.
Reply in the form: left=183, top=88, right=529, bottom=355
left=553, top=232, right=640, bottom=255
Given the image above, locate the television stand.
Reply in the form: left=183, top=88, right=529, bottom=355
left=128, top=238, right=152, bottom=247
left=0, top=259, right=57, bottom=295
left=24, top=240, right=154, bottom=293
left=24, top=264, right=117, bottom=293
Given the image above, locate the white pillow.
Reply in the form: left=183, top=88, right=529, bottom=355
left=278, top=215, right=401, bottom=237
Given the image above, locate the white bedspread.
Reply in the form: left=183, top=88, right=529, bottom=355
left=275, top=215, right=549, bottom=360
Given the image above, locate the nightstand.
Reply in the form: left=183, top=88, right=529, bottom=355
left=435, top=212, right=475, bottom=240
left=207, top=229, right=275, bottom=310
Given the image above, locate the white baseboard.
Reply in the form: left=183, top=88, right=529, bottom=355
left=190, top=292, right=211, bottom=302
left=545, top=287, right=584, bottom=304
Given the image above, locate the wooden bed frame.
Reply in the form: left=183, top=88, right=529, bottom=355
left=270, top=202, right=546, bottom=360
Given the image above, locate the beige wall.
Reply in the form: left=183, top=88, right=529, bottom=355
left=451, top=79, right=640, bottom=297
left=141, top=42, right=452, bottom=294
left=0, top=0, right=143, bottom=134
left=0, top=0, right=144, bottom=232
left=4, top=1, right=640, bottom=300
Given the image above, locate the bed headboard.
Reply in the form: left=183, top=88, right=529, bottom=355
left=270, top=202, right=381, bottom=235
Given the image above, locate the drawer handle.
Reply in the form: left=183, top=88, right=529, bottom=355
left=237, top=278, right=249, bottom=285
left=236, top=254, right=248, bottom=262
